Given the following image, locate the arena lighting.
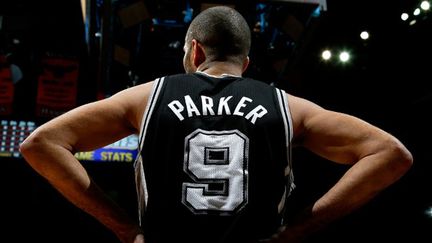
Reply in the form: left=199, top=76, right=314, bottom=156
left=339, top=51, right=350, bottom=63
left=321, top=49, right=331, bottom=60
left=425, top=206, right=432, bottom=218
left=80, top=0, right=86, bottom=22
left=401, top=1, right=431, bottom=26
left=420, top=1, right=430, bottom=11
left=360, top=31, right=369, bottom=40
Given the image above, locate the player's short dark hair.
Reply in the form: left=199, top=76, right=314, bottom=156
left=186, top=6, right=251, bottom=64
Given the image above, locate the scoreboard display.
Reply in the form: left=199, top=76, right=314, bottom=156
left=74, top=134, right=139, bottom=163
left=0, top=119, right=37, bottom=158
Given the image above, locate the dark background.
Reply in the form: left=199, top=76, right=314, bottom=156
left=1, top=0, right=431, bottom=242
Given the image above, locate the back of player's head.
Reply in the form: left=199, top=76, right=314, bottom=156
left=186, top=6, right=251, bottom=64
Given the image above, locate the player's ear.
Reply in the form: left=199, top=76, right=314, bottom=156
left=242, top=56, right=250, bottom=73
left=192, top=39, right=206, bottom=67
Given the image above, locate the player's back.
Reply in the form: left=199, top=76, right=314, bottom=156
left=134, top=72, right=294, bottom=242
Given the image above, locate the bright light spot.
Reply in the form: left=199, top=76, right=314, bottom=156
left=360, top=31, right=369, bottom=40
left=421, top=1, right=430, bottom=11
left=414, top=8, right=421, bottom=15
left=409, top=19, right=417, bottom=25
left=401, top=13, right=409, bottom=21
left=339, top=51, right=350, bottom=62
left=321, top=50, right=332, bottom=60
left=425, top=206, right=432, bottom=218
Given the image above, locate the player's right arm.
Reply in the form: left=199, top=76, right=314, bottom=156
left=19, top=81, right=154, bottom=243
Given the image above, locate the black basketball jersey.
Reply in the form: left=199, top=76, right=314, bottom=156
left=134, top=72, right=295, bottom=243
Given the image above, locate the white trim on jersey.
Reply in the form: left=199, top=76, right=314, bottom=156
left=137, top=77, right=166, bottom=153
left=275, top=88, right=293, bottom=144
left=275, top=88, right=296, bottom=214
left=134, top=77, right=165, bottom=226
left=195, top=70, right=242, bottom=78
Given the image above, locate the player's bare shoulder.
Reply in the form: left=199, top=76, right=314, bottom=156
left=109, top=80, right=156, bottom=132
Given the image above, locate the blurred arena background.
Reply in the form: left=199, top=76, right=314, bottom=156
left=1, top=0, right=431, bottom=242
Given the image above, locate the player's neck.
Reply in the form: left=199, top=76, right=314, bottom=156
left=197, top=61, right=243, bottom=77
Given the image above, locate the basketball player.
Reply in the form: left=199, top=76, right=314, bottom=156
left=20, top=6, right=413, bottom=243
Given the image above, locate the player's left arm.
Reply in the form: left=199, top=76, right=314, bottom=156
left=271, top=93, right=414, bottom=242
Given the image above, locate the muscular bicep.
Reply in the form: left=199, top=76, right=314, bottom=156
left=288, top=94, right=388, bottom=165
left=27, top=81, right=153, bottom=153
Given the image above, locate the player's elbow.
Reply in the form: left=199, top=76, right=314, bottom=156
left=386, top=139, right=413, bottom=177
left=20, top=131, right=39, bottom=156
left=19, top=129, right=51, bottom=161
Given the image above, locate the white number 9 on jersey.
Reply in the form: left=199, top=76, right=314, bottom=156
left=182, top=129, right=249, bottom=214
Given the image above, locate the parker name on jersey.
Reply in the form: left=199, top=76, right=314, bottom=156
left=167, top=95, right=268, bottom=124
